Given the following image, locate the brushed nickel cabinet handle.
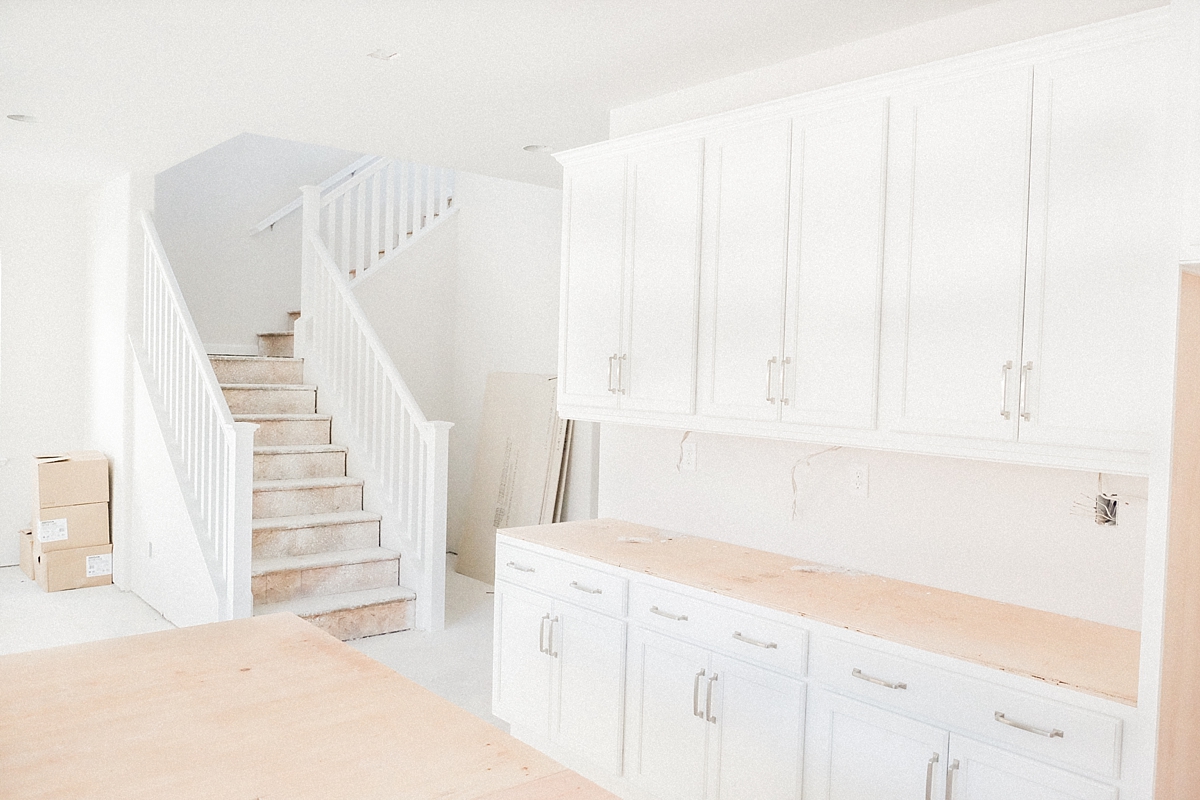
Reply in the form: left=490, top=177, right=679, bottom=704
left=705, top=672, right=719, bottom=724
left=1000, top=360, right=1013, bottom=419
left=732, top=631, right=778, bottom=649
left=946, top=759, right=959, bottom=800
left=780, top=356, right=792, bottom=406
left=618, top=354, right=627, bottom=395
left=547, top=616, right=559, bottom=658
left=1019, top=361, right=1033, bottom=421
left=852, top=667, right=907, bottom=690
left=538, top=613, right=550, bottom=655
left=925, top=753, right=940, bottom=800
left=994, top=711, right=1063, bottom=738
left=506, top=561, right=535, bottom=573
left=692, top=668, right=706, bottom=718
left=607, top=354, right=618, bottom=394
left=766, top=357, right=778, bottom=403
left=569, top=580, right=602, bottom=595
left=649, top=606, right=688, bottom=622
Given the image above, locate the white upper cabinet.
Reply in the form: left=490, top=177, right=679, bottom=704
left=1019, top=39, right=1171, bottom=454
left=698, top=101, right=887, bottom=428
left=558, top=142, right=703, bottom=416
left=782, top=100, right=888, bottom=429
left=623, top=141, right=705, bottom=415
left=559, top=155, right=626, bottom=411
left=697, top=118, right=794, bottom=422
left=884, top=66, right=1035, bottom=442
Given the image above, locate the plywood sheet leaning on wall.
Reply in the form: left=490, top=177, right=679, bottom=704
left=456, top=373, right=568, bottom=583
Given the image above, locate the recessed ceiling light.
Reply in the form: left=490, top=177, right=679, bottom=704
left=367, top=49, right=400, bottom=61
left=523, top=144, right=552, bottom=153
left=7, top=114, right=39, bottom=123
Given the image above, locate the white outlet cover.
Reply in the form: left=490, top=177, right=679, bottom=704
left=850, top=463, right=868, bottom=497
left=680, top=441, right=698, bottom=472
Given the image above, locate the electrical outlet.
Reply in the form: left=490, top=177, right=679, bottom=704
left=680, top=440, right=698, bottom=472
left=850, top=463, right=868, bottom=497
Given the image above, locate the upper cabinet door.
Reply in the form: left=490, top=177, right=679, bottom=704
left=1017, top=40, right=1171, bottom=453
left=885, top=67, right=1034, bottom=441
left=622, top=141, right=705, bottom=415
left=782, top=99, right=889, bottom=429
left=697, top=118, right=794, bottom=422
left=559, top=156, right=627, bottom=411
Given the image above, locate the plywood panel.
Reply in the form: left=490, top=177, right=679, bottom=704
left=1155, top=271, right=1200, bottom=798
left=502, top=519, right=1138, bottom=705
left=0, top=613, right=615, bottom=800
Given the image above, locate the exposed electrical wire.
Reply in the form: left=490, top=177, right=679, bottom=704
left=675, top=431, right=692, bottom=472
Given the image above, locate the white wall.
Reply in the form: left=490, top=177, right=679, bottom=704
left=354, top=218, right=458, bottom=423
left=599, top=426, right=1147, bottom=630
left=609, top=0, right=1165, bottom=137
left=155, top=133, right=361, bottom=353
left=448, top=172, right=565, bottom=552
left=0, top=181, right=95, bottom=566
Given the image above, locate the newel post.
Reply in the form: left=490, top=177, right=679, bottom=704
left=419, top=421, right=453, bottom=632
left=228, top=420, right=258, bottom=620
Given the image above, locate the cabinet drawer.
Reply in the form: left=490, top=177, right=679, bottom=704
left=630, top=583, right=808, bottom=675
left=495, top=541, right=627, bottom=616
left=810, top=636, right=1122, bottom=778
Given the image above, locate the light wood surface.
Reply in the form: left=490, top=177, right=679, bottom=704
left=0, top=613, right=617, bottom=800
left=1155, top=272, right=1200, bottom=797
left=502, top=518, right=1139, bottom=705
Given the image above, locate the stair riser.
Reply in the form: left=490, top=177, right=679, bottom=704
left=253, top=520, right=379, bottom=559
left=254, top=484, right=363, bottom=518
left=254, top=450, right=346, bottom=481
left=252, top=559, right=398, bottom=604
left=301, top=599, right=413, bottom=641
left=224, top=387, right=316, bottom=415
left=259, top=334, right=294, bottom=358
left=210, top=359, right=304, bottom=385
left=251, top=419, right=331, bottom=446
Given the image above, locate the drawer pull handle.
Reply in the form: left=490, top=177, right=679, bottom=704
left=506, top=561, right=535, bottom=573
left=732, top=631, right=778, bottom=649
left=650, top=606, right=688, bottom=622
left=925, top=753, right=939, bottom=800
left=569, top=581, right=603, bottom=595
left=852, top=667, right=907, bottom=690
left=994, top=711, right=1063, bottom=739
left=692, top=668, right=706, bottom=718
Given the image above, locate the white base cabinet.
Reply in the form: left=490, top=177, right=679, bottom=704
left=492, top=534, right=1134, bottom=800
left=623, top=627, right=806, bottom=800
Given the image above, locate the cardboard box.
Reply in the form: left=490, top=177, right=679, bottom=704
left=35, top=544, right=113, bottom=592
left=18, top=528, right=34, bottom=580
left=31, top=502, right=110, bottom=554
left=33, top=451, right=109, bottom=510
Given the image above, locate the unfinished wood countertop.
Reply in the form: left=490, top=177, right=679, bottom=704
left=500, top=518, right=1140, bottom=706
left=0, top=613, right=617, bottom=800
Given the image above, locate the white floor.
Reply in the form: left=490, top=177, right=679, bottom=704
left=0, top=560, right=503, bottom=729
left=0, top=566, right=174, bottom=655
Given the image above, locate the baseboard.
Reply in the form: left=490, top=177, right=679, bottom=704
left=204, top=343, right=258, bottom=356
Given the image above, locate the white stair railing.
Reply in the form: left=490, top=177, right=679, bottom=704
left=298, top=187, right=452, bottom=630
left=132, top=212, right=256, bottom=621
left=314, top=159, right=456, bottom=282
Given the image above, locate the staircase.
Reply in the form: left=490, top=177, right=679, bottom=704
left=209, top=313, right=415, bottom=640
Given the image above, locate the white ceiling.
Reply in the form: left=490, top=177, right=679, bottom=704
left=0, top=0, right=1006, bottom=188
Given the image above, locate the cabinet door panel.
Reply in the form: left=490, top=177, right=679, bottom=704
left=1019, top=40, right=1171, bottom=452
left=552, top=600, right=627, bottom=775
left=624, top=627, right=711, bottom=800
left=887, top=68, right=1033, bottom=440
left=709, top=655, right=805, bottom=800
left=783, top=100, right=888, bottom=429
left=492, top=582, right=553, bottom=735
left=804, top=689, right=948, bottom=800
left=698, top=119, right=793, bottom=421
left=559, top=157, right=626, bottom=410
left=623, top=141, right=704, bottom=414
left=948, top=737, right=1116, bottom=800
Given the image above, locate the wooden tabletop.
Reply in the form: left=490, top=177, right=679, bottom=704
left=0, top=613, right=617, bottom=799
left=501, top=518, right=1140, bottom=706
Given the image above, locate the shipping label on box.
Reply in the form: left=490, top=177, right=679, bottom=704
left=37, top=518, right=68, bottom=543
left=33, top=451, right=109, bottom=509
left=85, top=552, right=113, bottom=578
left=32, top=502, right=109, bottom=554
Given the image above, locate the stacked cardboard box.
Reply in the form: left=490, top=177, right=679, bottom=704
left=27, top=452, right=113, bottom=591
